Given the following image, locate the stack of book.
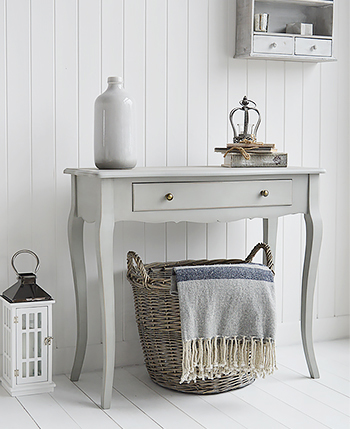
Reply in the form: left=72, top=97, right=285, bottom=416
left=215, top=141, right=287, bottom=168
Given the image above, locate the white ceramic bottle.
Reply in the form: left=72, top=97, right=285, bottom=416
left=94, top=76, right=137, bottom=169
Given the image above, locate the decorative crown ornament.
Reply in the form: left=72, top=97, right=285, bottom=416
left=229, top=96, right=261, bottom=144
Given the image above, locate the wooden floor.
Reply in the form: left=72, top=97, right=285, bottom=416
left=1, top=339, right=349, bottom=429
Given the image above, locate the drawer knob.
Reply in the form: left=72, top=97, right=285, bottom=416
left=311, top=44, right=317, bottom=51
left=165, top=193, right=174, bottom=201
left=271, top=42, right=277, bottom=48
left=260, top=189, right=269, bottom=197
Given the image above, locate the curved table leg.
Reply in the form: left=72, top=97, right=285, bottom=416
left=301, top=175, right=322, bottom=379
left=68, top=179, right=88, bottom=382
left=95, top=181, right=115, bottom=409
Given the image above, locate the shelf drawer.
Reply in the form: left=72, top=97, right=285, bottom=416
left=253, top=35, right=293, bottom=55
left=295, top=37, right=332, bottom=57
left=133, top=180, right=293, bottom=212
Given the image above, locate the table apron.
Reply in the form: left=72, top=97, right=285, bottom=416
left=75, top=174, right=309, bottom=223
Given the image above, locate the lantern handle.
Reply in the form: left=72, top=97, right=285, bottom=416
left=11, top=249, right=40, bottom=275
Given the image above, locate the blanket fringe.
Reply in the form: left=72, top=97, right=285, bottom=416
left=180, top=336, right=277, bottom=384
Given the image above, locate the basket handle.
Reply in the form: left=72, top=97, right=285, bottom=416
left=127, top=251, right=150, bottom=285
left=245, top=242, right=274, bottom=274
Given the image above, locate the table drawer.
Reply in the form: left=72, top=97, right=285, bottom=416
left=133, top=180, right=292, bottom=212
left=295, top=37, right=332, bottom=57
left=253, top=35, right=293, bottom=55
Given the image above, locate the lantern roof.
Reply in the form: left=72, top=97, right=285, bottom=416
left=1, top=272, right=53, bottom=303
left=1, top=250, right=53, bottom=303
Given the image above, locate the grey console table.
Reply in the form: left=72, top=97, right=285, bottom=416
left=64, top=166, right=324, bottom=409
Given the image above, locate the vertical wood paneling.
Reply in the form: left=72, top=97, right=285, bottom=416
left=0, top=0, right=8, bottom=285
left=54, top=0, right=79, bottom=349
left=265, top=61, right=285, bottom=323
left=334, top=0, right=349, bottom=318
left=0, top=0, right=7, bottom=352
left=145, top=0, right=167, bottom=167
left=78, top=0, right=100, bottom=168
left=187, top=0, right=208, bottom=166
left=6, top=0, right=32, bottom=257
left=187, top=223, right=206, bottom=260
left=302, top=64, right=321, bottom=168
left=166, top=222, right=187, bottom=261
left=167, top=0, right=188, bottom=167
left=122, top=221, right=145, bottom=342
left=0, top=0, right=348, bottom=373
left=207, top=0, right=228, bottom=165
left=319, top=62, right=338, bottom=319
left=124, top=0, right=146, bottom=167
left=101, top=0, right=123, bottom=84
left=31, top=0, right=56, bottom=299
left=283, top=63, right=303, bottom=323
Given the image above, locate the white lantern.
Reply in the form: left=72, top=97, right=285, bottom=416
left=0, top=250, right=55, bottom=396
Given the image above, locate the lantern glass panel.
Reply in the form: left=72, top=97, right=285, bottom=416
left=22, top=333, right=26, bottom=358
left=37, top=313, right=41, bottom=329
left=29, top=332, right=34, bottom=358
left=38, top=332, right=42, bottom=357
left=29, top=313, right=35, bottom=329
left=29, top=361, right=34, bottom=377
left=38, top=361, right=42, bottom=376
left=22, top=362, right=26, bottom=378
left=22, top=314, right=26, bottom=329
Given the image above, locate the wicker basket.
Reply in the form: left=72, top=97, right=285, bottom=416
left=127, top=242, right=274, bottom=394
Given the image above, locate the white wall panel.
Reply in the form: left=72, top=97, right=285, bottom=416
left=167, top=0, right=188, bottom=167
left=283, top=63, right=303, bottom=324
left=101, top=0, right=123, bottom=86
left=187, top=0, right=208, bottom=166
left=6, top=0, right=32, bottom=258
left=124, top=0, right=146, bottom=166
left=78, top=0, right=100, bottom=168
left=319, top=62, right=338, bottom=319
left=0, top=0, right=8, bottom=286
left=334, top=0, right=350, bottom=317
left=0, top=0, right=7, bottom=354
left=0, top=0, right=348, bottom=374
left=54, top=0, right=78, bottom=351
left=145, top=0, right=167, bottom=167
left=31, top=0, right=56, bottom=308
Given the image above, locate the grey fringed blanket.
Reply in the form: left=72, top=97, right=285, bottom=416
left=171, top=263, right=276, bottom=384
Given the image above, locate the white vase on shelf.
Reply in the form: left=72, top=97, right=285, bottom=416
left=94, top=76, right=137, bottom=169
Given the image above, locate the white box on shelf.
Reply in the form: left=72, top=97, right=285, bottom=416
left=286, top=22, right=313, bottom=36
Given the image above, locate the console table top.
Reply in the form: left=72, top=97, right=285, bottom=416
left=64, top=166, right=325, bottom=179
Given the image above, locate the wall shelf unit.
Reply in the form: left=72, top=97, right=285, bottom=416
left=235, top=0, right=335, bottom=62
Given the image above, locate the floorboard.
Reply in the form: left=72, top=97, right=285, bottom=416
left=0, top=339, right=349, bottom=429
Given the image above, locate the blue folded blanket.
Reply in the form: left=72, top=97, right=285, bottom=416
left=171, top=263, right=277, bottom=383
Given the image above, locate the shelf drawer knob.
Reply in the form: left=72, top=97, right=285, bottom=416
left=271, top=42, right=277, bottom=48
left=260, top=189, right=269, bottom=197
left=165, top=193, right=174, bottom=201
left=311, top=44, right=317, bottom=51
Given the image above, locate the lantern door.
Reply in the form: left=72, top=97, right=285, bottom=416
left=16, top=307, right=48, bottom=385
